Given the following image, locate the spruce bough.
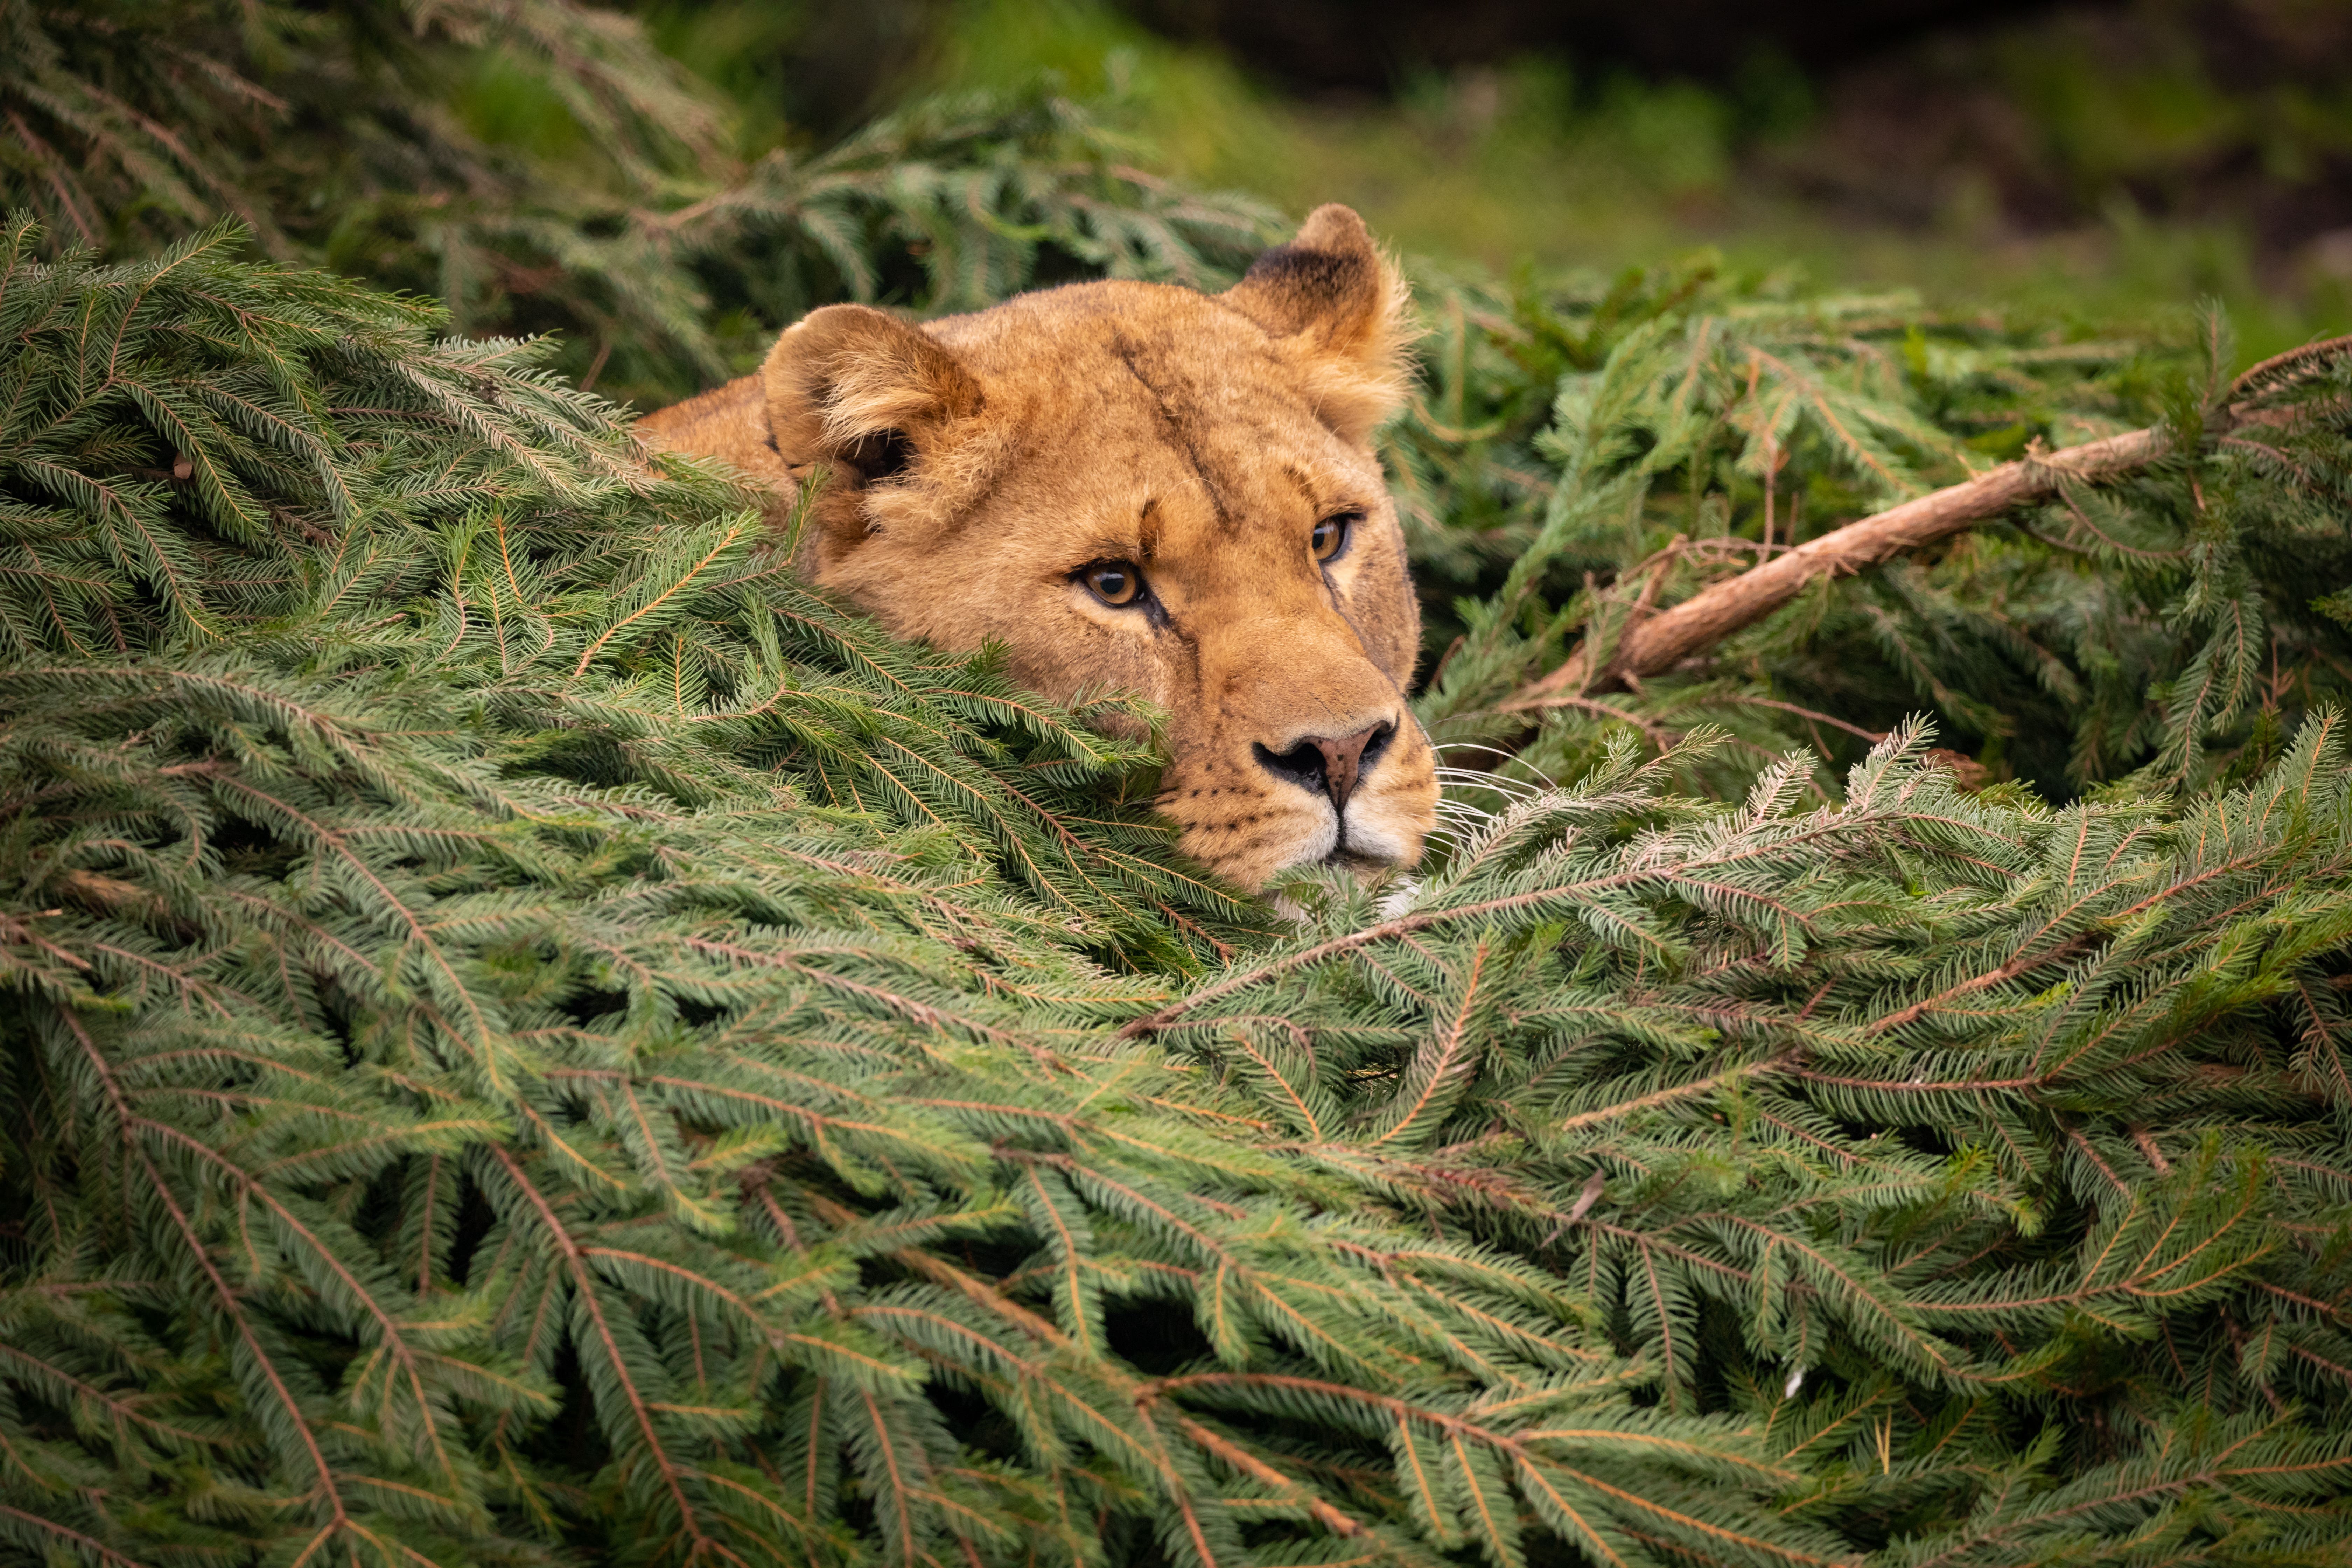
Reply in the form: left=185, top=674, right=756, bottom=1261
left=2, top=221, right=2350, bottom=1568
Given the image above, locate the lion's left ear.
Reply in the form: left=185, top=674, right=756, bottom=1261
left=1221, top=204, right=1413, bottom=443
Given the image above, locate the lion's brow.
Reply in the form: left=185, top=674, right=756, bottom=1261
left=1070, top=533, right=1143, bottom=565
left=1280, top=464, right=1318, bottom=508
left=1108, top=333, right=1239, bottom=535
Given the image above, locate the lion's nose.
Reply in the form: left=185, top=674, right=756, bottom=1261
left=1253, top=721, right=1395, bottom=812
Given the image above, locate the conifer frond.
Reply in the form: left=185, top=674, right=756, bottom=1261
left=0, top=1, right=1278, bottom=406
left=5, top=168, right=2352, bottom=1568
left=1398, top=262, right=2352, bottom=804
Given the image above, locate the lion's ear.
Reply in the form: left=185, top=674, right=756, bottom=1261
left=762, top=303, right=983, bottom=484
left=1222, top=204, right=1412, bottom=443
left=762, top=303, right=990, bottom=560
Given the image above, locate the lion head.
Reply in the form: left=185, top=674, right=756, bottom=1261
left=637, top=204, right=1438, bottom=890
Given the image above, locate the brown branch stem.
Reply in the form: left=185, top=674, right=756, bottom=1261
left=1523, top=425, right=2174, bottom=699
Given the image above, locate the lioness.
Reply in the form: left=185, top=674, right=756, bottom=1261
left=638, top=204, right=1438, bottom=890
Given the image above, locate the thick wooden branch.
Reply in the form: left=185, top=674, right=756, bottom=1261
left=1518, top=425, right=2174, bottom=701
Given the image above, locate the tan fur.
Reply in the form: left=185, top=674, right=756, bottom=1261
left=636, top=204, right=1438, bottom=890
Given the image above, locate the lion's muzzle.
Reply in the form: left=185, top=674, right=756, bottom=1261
left=1253, top=720, right=1391, bottom=815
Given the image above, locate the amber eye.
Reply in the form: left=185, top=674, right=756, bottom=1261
left=1080, top=560, right=1145, bottom=607
left=1312, top=512, right=1359, bottom=563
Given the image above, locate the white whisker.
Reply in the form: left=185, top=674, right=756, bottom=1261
left=1431, top=743, right=1563, bottom=792
left=1435, top=781, right=1544, bottom=804
left=1434, top=792, right=1502, bottom=813
left=1432, top=762, right=1544, bottom=781
left=1433, top=769, right=1544, bottom=796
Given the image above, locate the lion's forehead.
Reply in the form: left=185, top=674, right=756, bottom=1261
left=974, top=407, right=1377, bottom=582
left=941, top=286, right=1304, bottom=427
left=939, top=298, right=1379, bottom=551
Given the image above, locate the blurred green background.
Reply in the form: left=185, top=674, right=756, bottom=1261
left=22, top=0, right=2340, bottom=398
left=655, top=0, right=2352, bottom=365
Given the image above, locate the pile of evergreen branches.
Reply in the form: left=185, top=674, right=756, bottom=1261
left=4, top=217, right=2352, bottom=1568
left=0, top=0, right=1275, bottom=406
left=1389, top=258, right=2352, bottom=804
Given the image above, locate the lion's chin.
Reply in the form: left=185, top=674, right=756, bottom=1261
left=1187, top=808, right=1429, bottom=896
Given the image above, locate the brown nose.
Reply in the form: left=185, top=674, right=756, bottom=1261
left=1253, top=721, right=1394, bottom=812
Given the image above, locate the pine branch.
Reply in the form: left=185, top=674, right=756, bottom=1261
left=1400, top=263, right=2352, bottom=798
left=1516, top=336, right=2352, bottom=702
left=7, top=211, right=2352, bottom=1568
left=1524, top=425, right=2172, bottom=698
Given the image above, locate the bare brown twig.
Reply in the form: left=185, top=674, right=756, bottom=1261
left=1524, top=425, right=2171, bottom=700
left=1517, top=340, right=2352, bottom=701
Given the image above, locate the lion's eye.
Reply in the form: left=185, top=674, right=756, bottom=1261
left=1312, top=512, right=1359, bottom=563
left=1080, top=560, right=1145, bottom=607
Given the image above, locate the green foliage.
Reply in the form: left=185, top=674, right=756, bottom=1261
left=0, top=0, right=1277, bottom=406
left=1151, top=717, right=2352, bottom=1566
left=1388, top=257, right=2352, bottom=812
left=906, top=0, right=2352, bottom=363
left=4, top=10, right=2352, bottom=1561
left=3, top=218, right=2352, bottom=1568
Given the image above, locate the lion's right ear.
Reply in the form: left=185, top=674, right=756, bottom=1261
left=762, top=304, right=993, bottom=557
left=763, top=303, right=983, bottom=480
